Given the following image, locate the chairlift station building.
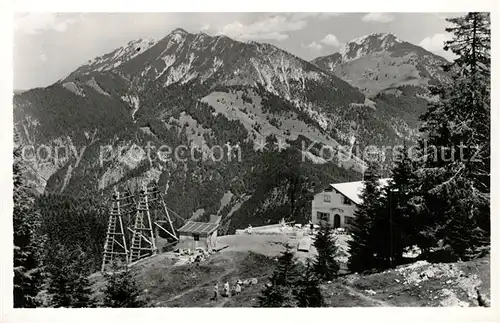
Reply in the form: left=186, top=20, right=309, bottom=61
left=177, top=215, right=221, bottom=252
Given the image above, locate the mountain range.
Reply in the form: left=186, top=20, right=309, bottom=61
left=13, top=28, right=451, bottom=233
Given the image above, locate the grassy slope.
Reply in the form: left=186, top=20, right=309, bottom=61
left=90, top=235, right=490, bottom=307
left=90, top=250, right=276, bottom=307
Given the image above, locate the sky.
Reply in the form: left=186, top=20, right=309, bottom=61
left=14, top=12, right=461, bottom=90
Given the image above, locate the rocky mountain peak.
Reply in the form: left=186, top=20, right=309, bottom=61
left=171, top=27, right=189, bottom=35
left=311, top=32, right=451, bottom=96
left=340, top=32, right=403, bottom=61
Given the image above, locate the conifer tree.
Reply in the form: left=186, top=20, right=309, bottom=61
left=313, top=222, right=339, bottom=281
left=102, top=264, right=145, bottom=308
left=296, top=259, right=324, bottom=307
left=416, top=12, right=490, bottom=260
left=391, top=145, right=422, bottom=250
left=36, top=193, right=108, bottom=272
left=45, top=245, right=94, bottom=307
left=348, top=161, right=382, bottom=272
left=13, top=140, right=42, bottom=307
left=372, top=146, right=418, bottom=268
left=259, top=244, right=300, bottom=307
left=258, top=284, right=297, bottom=308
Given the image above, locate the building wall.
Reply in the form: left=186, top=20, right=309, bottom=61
left=178, top=231, right=217, bottom=251
left=311, top=187, right=357, bottom=228
left=178, top=233, right=208, bottom=251
left=209, top=230, right=218, bottom=251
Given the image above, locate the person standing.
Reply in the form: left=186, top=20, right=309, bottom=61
left=213, top=283, right=219, bottom=301
left=224, top=281, right=230, bottom=297
left=234, top=281, right=242, bottom=296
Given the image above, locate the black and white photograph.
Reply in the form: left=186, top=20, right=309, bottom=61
left=8, top=7, right=495, bottom=315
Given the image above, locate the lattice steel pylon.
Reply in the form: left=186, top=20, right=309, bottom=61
left=129, top=184, right=158, bottom=264
left=128, top=182, right=180, bottom=264
left=101, top=187, right=135, bottom=272
left=146, top=182, right=179, bottom=242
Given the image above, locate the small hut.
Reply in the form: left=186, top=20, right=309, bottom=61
left=177, top=215, right=221, bottom=252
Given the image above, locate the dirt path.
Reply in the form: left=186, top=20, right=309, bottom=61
left=161, top=255, right=237, bottom=306
left=214, top=297, right=231, bottom=307
left=343, top=285, right=391, bottom=307
left=211, top=273, right=270, bottom=307
left=162, top=282, right=208, bottom=304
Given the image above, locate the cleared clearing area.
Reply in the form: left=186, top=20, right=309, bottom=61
left=89, top=233, right=489, bottom=307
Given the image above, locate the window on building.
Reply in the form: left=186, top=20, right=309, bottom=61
left=324, top=195, right=331, bottom=202
left=317, top=212, right=330, bottom=222
left=193, top=234, right=200, bottom=241
left=343, top=196, right=352, bottom=205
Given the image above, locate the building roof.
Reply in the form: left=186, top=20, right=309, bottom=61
left=178, top=221, right=219, bottom=234
left=330, top=178, right=391, bottom=205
